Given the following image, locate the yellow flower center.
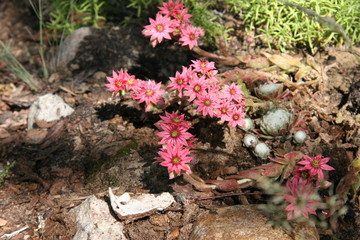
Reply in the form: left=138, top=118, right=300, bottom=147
left=233, top=114, right=239, bottom=120
left=146, top=89, right=153, bottom=96
left=127, top=78, right=134, bottom=85
left=156, top=25, right=164, bottom=32
left=171, top=130, right=179, bottom=138
left=189, top=34, right=196, bottom=40
left=221, top=108, right=227, bottom=113
left=115, top=81, right=122, bottom=87
left=301, top=171, right=309, bottom=179
left=230, top=89, right=236, bottom=95
left=204, top=100, right=211, bottom=106
left=177, top=79, right=184, bottom=84
left=173, top=117, right=180, bottom=123
left=311, top=160, right=320, bottom=168
left=172, top=157, right=180, bottom=164
left=194, top=85, right=201, bottom=92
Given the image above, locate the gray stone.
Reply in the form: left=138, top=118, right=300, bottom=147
left=70, top=195, right=127, bottom=240
left=190, top=205, right=319, bottom=240
left=55, top=27, right=92, bottom=69
left=27, top=93, right=74, bottom=129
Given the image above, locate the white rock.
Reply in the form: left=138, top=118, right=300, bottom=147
left=109, top=188, right=175, bottom=221
left=27, top=93, right=74, bottom=129
left=70, top=195, right=127, bottom=240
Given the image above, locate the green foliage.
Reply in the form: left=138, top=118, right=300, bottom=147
left=46, top=0, right=106, bottom=36
left=125, top=0, right=162, bottom=17
left=182, top=0, right=232, bottom=45
left=225, top=0, right=360, bottom=53
left=0, top=161, right=16, bottom=185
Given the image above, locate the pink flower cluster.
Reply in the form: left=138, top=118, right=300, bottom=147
left=284, top=154, right=334, bottom=220
left=142, top=0, right=204, bottom=49
left=169, top=60, right=246, bottom=128
left=105, top=70, right=164, bottom=111
left=105, top=59, right=247, bottom=178
left=155, top=112, right=195, bottom=179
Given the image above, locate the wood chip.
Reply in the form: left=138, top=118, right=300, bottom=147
left=0, top=218, right=8, bottom=227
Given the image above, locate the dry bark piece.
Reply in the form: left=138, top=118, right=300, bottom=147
left=23, top=128, right=48, bottom=144
left=0, top=127, right=10, bottom=138
left=109, top=188, right=175, bottom=221
left=0, top=218, right=8, bottom=227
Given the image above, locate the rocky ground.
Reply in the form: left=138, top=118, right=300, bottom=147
left=0, top=1, right=359, bottom=239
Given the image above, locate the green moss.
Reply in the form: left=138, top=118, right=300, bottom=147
left=226, top=0, right=359, bottom=52
left=85, top=140, right=138, bottom=184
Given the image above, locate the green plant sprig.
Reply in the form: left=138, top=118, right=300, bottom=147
left=46, top=0, right=106, bottom=37
left=0, top=41, right=38, bottom=91
left=28, top=0, right=49, bottom=79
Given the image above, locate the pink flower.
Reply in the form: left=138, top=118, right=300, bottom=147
left=183, top=76, right=208, bottom=102
left=123, top=72, right=140, bottom=91
left=292, top=166, right=311, bottom=183
left=191, top=60, right=216, bottom=75
left=284, top=179, right=319, bottom=220
left=156, top=124, right=194, bottom=146
left=167, top=66, right=191, bottom=96
left=227, top=108, right=246, bottom=128
left=105, top=70, right=127, bottom=94
left=221, top=83, right=244, bottom=103
left=142, top=13, right=174, bottom=47
left=179, top=25, right=204, bottom=49
left=194, top=91, right=220, bottom=117
left=132, top=80, right=165, bottom=106
left=171, top=8, right=192, bottom=23
left=205, top=69, right=219, bottom=85
left=216, top=100, right=234, bottom=123
left=297, top=155, right=334, bottom=179
left=156, top=111, right=190, bottom=130
left=158, top=144, right=192, bottom=177
left=158, top=0, right=184, bottom=16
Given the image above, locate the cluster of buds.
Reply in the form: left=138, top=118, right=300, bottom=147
left=155, top=112, right=195, bottom=179
left=283, top=154, right=334, bottom=220
left=142, top=0, right=204, bottom=49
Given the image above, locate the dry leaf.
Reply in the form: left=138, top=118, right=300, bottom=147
left=295, top=66, right=313, bottom=81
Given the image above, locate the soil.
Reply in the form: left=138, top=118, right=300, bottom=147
left=0, top=1, right=359, bottom=240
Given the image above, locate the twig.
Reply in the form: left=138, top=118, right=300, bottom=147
left=0, top=226, right=29, bottom=239
left=196, top=191, right=263, bottom=201
left=192, top=46, right=240, bottom=66
left=59, top=85, right=77, bottom=96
